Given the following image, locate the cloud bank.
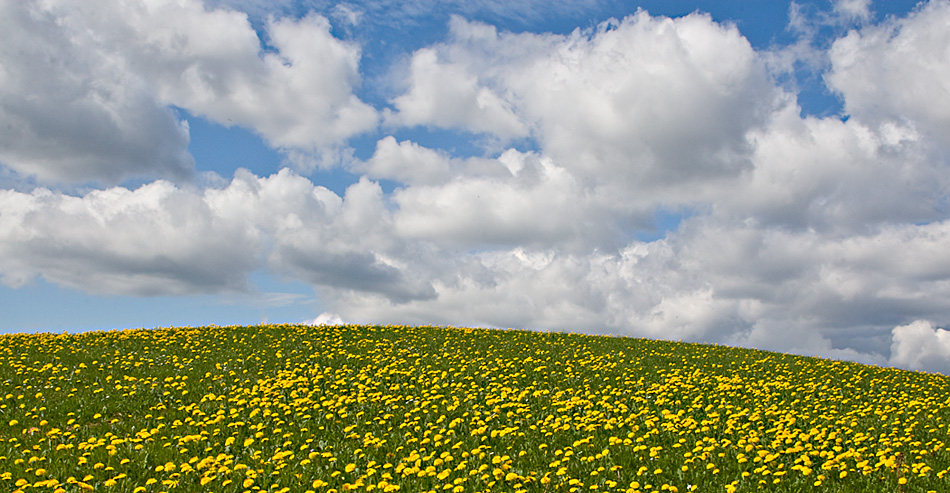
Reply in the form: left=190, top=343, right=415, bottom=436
left=2, top=0, right=950, bottom=374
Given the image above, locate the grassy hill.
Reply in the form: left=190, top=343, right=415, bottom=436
left=1, top=324, right=947, bottom=492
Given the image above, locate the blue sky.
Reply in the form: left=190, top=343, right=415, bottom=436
left=2, top=0, right=950, bottom=373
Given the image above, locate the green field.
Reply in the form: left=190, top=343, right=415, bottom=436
left=0, top=324, right=947, bottom=492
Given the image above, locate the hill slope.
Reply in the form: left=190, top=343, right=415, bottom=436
left=1, top=324, right=948, bottom=492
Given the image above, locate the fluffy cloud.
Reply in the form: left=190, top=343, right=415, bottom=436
left=0, top=0, right=194, bottom=184
left=5, top=161, right=950, bottom=371
left=0, top=170, right=434, bottom=302
left=513, top=12, right=776, bottom=190
left=667, top=219, right=950, bottom=355
left=390, top=13, right=778, bottom=195
left=358, top=137, right=454, bottom=186
left=890, top=320, right=950, bottom=375
left=0, top=0, right=376, bottom=184
left=0, top=181, right=257, bottom=295
left=307, top=312, right=345, bottom=326
left=137, top=9, right=378, bottom=154
left=263, top=175, right=438, bottom=303
left=391, top=150, right=610, bottom=249
left=827, top=0, right=950, bottom=148
left=832, top=0, right=872, bottom=22
left=381, top=11, right=783, bottom=245
left=727, top=104, right=945, bottom=232
left=388, top=46, right=527, bottom=138
left=201, top=169, right=437, bottom=303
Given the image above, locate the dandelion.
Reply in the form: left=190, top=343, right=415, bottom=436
left=0, top=324, right=947, bottom=493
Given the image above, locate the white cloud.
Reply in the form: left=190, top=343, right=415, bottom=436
left=889, top=320, right=950, bottom=374
left=331, top=4, right=363, bottom=27
left=307, top=312, right=345, bottom=326
left=0, top=0, right=194, bottom=184
left=0, top=0, right=377, bottom=184
left=389, top=12, right=778, bottom=202
left=5, top=159, right=950, bottom=372
left=264, top=175, right=438, bottom=303
left=358, top=137, right=453, bottom=185
left=827, top=0, right=950, bottom=147
left=387, top=46, right=527, bottom=138
left=0, top=181, right=258, bottom=295
left=315, top=238, right=750, bottom=342
left=202, top=168, right=436, bottom=303
left=146, top=10, right=378, bottom=156
left=318, top=214, right=950, bottom=373
left=832, top=0, right=872, bottom=22
left=378, top=11, right=782, bottom=253
left=391, top=150, right=611, bottom=249
left=513, top=11, right=776, bottom=190
left=0, top=169, right=435, bottom=303
left=727, top=103, right=944, bottom=232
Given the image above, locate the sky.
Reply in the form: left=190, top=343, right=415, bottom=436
left=2, top=0, right=950, bottom=374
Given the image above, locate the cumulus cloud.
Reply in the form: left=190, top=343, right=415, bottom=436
left=0, top=169, right=435, bottom=303
left=890, top=320, right=950, bottom=375
left=511, top=12, right=776, bottom=189
left=379, top=11, right=783, bottom=249
left=358, top=137, right=454, bottom=186
left=666, top=219, right=950, bottom=355
left=307, top=312, right=345, bottom=326
left=388, top=46, right=527, bottom=138
left=322, top=216, right=950, bottom=374
left=389, top=12, right=778, bottom=202
left=141, top=10, right=378, bottom=156
left=206, top=170, right=437, bottom=303
left=316, top=239, right=751, bottom=342
left=264, top=176, right=438, bottom=303
left=832, top=0, right=872, bottom=22
left=727, top=103, right=945, bottom=232
left=0, top=0, right=376, bottom=184
left=0, top=181, right=257, bottom=295
left=392, top=150, right=611, bottom=249
left=827, top=0, right=950, bottom=148
left=0, top=0, right=194, bottom=184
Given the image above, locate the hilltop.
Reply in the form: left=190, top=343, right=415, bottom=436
left=1, top=324, right=947, bottom=492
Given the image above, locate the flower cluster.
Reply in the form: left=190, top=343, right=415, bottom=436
left=0, top=324, right=947, bottom=492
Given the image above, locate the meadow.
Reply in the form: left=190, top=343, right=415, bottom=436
left=0, top=324, right=947, bottom=493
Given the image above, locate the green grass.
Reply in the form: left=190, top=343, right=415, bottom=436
left=0, top=324, right=947, bottom=492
